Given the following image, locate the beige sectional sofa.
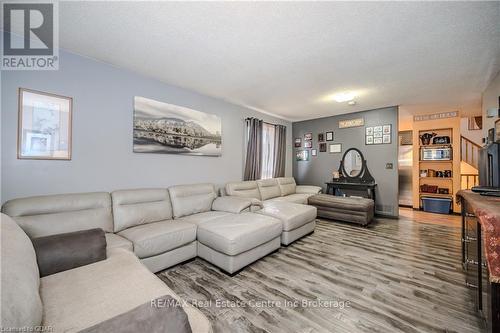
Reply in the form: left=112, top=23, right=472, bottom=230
left=1, top=213, right=211, bottom=333
left=1, top=178, right=319, bottom=331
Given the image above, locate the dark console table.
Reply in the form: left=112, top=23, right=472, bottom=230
left=325, top=181, right=377, bottom=202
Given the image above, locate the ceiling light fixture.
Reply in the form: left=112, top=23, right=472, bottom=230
left=333, top=91, right=356, bottom=103
left=347, top=100, right=356, bottom=106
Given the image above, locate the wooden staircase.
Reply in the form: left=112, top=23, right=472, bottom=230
left=460, top=136, right=481, bottom=189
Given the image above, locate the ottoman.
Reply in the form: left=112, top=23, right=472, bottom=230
left=308, top=194, right=374, bottom=226
left=196, top=212, right=282, bottom=274
left=256, top=201, right=317, bottom=245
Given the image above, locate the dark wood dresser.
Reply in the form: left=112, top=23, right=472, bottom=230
left=458, top=190, right=500, bottom=332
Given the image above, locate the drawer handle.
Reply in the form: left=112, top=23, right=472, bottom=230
left=466, top=259, right=479, bottom=265
left=465, top=213, right=476, bottom=218
left=466, top=259, right=487, bottom=267
left=466, top=282, right=478, bottom=289
left=463, top=236, right=477, bottom=243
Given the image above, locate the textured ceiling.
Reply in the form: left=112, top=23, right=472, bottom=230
left=48, top=2, right=500, bottom=120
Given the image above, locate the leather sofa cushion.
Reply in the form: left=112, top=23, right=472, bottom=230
left=197, top=212, right=282, bottom=255
left=111, top=189, right=173, bottom=232
left=225, top=181, right=261, bottom=200
left=266, top=193, right=313, bottom=205
left=277, top=177, right=296, bottom=196
left=32, top=228, right=107, bottom=277
left=40, top=248, right=211, bottom=333
left=105, top=233, right=133, bottom=252
left=168, top=184, right=217, bottom=218
left=258, top=202, right=317, bottom=231
left=79, top=295, right=192, bottom=333
left=211, top=197, right=252, bottom=213
left=118, top=221, right=196, bottom=258
left=177, top=211, right=231, bottom=226
left=2, top=192, right=113, bottom=237
left=256, top=179, right=282, bottom=201
left=0, top=214, right=43, bottom=328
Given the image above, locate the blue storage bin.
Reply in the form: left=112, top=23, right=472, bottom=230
left=421, top=197, right=452, bottom=214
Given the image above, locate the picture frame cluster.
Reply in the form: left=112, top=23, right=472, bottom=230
left=365, top=124, right=391, bottom=145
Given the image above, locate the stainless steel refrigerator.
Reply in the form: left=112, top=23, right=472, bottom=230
left=398, top=131, right=413, bottom=207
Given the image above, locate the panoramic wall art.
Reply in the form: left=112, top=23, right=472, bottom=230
left=134, top=96, right=222, bottom=156
left=133, top=96, right=222, bottom=156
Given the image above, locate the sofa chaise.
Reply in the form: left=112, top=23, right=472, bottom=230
left=224, top=177, right=320, bottom=245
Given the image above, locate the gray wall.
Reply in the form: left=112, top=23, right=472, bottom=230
left=293, top=106, right=399, bottom=217
left=1, top=50, right=292, bottom=203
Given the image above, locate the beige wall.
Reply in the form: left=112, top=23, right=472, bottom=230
left=483, top=71, right=500, bottom=139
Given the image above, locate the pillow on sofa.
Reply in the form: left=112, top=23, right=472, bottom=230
left=79, top=295, right=192, bottom=333
left=32, top=228, right=106, bottom=277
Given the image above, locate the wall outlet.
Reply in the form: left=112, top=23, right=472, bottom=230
left=386, top=163, right=393, bottom=169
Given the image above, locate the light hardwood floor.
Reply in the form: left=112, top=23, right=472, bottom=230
left=158, top=211, right=484, bottom=333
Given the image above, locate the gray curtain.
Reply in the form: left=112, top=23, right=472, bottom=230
left=273, top=125, right=286, bottom=178
left=244, top=118, right=263, bottom=180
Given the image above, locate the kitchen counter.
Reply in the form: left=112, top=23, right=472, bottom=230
left=457, top=190, right=500, bottom=282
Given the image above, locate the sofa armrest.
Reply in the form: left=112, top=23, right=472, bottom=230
left=295, top=185, right=322, bottom=194
left=212, top=197, right=253, bottom=214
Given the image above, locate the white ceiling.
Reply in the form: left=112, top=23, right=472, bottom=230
left=52, top=2, right=500, bottom=120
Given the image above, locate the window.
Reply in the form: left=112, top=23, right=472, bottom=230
left=261, top=122, right=276, bottom=179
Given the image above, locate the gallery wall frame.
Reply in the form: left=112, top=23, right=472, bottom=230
left=296, top=149, right=309, bottom=161
left=319, top=143, right=327, bottom=152
left=329, top=143, right=342, bottom=153
left=326, top=131, right=334, bottom=141
left=365, top=124, right=391, bottom=145
left=294, top=138, right=302, bottom=147
left=17, top=88, right=73, bottom=160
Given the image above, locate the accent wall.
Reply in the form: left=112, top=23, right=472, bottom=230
left=1, top=50, right=292, bottom=202
left=292, top=106, right=399, bottom=217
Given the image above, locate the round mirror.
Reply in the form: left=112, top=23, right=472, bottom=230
left=342, top=148, right=364, bottom=178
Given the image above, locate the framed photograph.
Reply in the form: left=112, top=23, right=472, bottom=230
left=319, top=143, right=327, bottom=152
left=374, top=137, right=383, bottom=144
left=318, top=133, right=324, bottom=142
left=329, top=143, right=342, bottom=153
left=326, top=131, right=334, bottom=141
left=365, top=127, right=373, bottom=135
left=311, top=149, right=317, bottom=156
left=304, top=133, right=312, bottom=141
left=374, top=126, right=383, bottom=133
left=134, top=96, right=222, bottom=156
left=383, top=125, right=391, bottom=134
left=304, top=141, right=312, bottom=148
left=296, top=150, right=309, bottom=161
left=383, top=134, right=391, bottom=144
left=294, top=138, right=302, bottom=148
left=495, top=119, right=500, bottom=143
left=18, top=88, right=72, bottom=160
left=366, top=135, right=374, bottom=145
left=374, top=131, right=383, bottom=138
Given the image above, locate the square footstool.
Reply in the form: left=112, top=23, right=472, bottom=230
left=196, top=212, right=282, bottom=274
left=256, top=201, right=317, bottom=245
left=308, top=194, right=374, bottom=226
